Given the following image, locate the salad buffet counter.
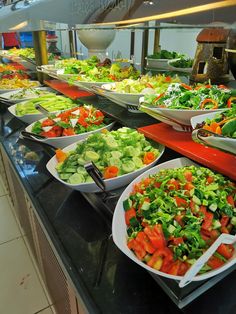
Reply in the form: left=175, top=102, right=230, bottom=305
left=0, top=45, right=236, bottom=314
left=1, top=96, right=236, bottom=314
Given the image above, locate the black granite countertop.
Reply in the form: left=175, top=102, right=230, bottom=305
left=1, top=97, right=236, bottom=314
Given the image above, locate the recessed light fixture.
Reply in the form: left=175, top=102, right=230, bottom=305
left=143, top=1, right=154, bottom=5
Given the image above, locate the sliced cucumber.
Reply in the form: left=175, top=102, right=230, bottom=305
left=68, top=173, right=85, bottom=184
left=132, top=157, right=143, bottom=168
left=122, top=161, right=136, bottom=173
left=77, top=166, right=87, bottom=175
left=77, top=157, right=87, bottom=166
left=59, top=173, right=71, bottom=180
left=84, top=151, right=100, bottom=162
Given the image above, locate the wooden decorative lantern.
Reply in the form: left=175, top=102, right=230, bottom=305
left=190, top=28, right=230, bottom=84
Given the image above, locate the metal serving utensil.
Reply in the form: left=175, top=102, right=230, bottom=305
left=84, top=161, right=118, bottom=201
left=140, top=105, right=193, bottom=132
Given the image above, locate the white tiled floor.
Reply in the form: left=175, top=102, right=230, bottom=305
left=0, top=177, right=55, bottom=314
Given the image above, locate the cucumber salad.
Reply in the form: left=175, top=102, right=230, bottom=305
left=124, top=166, right=236, bottom=276
left=144, top=83, right=236, bottom=110
left=55, top=128, right=160, bottom=184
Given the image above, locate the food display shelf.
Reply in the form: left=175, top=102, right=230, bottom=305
left=44, top=79, right=94, bottom=100
left=138, top=122, right=236, bottom=181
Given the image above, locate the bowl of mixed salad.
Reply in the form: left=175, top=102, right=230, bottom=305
left=168, top=57, right=193, bottom=73
left=146, top=50, right=184, bottom=70
left=25, top=105, right=115, bottom=148
left=191, top=107, right=236, bottom=155
left=8, top=94, right=77, bottom=124
left=52, top=56, right=140, bottom=91
left=0, top=87, right=55, bottom=104
left=112, top=157, right=236, bottom=282
left=46, top=127, right=164, bottom=193
left=93, top=75, right=180, bottom=111
left=140, top=83, right=236, bottom=131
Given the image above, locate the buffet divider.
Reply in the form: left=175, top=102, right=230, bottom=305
left=138, top=122, right=236, bottom=181
left=44, top=79, right=94, bottom=100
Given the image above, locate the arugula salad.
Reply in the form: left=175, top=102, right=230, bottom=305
left=196, top=107, right=236, bottom=138
left=55, top=56, right=140, bottom=82
left=144, top=83, right=236, bottom=110
left=32, top=105, right=109, bottom=138
left=148, top=50, right=184, bottom=60
left=124, top=166, right=236, bottom=276
left=106, top=74, right=180, bottom=94
left=55, top=128, right=160, bottom=184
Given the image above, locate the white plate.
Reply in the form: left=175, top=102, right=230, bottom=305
left=139, top=97, right=226, bottom=131
left=25, top=119, right=115, bottom=148
left=191, top=112, right=236, bottom=155
left=8, top=103, right=49, bottom=124
left=112, top=157, right=236, bottom=282
left=46, top=139, right=165, bottom=193
left=0, top=87, right=54, bottom=104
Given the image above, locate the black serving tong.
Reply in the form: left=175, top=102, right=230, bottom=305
left=84, top=161, right=118, bottom=201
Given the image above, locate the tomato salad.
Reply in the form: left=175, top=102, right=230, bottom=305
left=31, top=105, right=108, bottom=138
left=124, top=166, right=236, bottom=276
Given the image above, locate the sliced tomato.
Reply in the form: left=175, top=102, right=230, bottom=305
left=220, top=215, right=230, bottom=227
left=127, top=239, right=146, bottom=260
left=174, top=196, right=188, bottom=208
left=206, top=176, right=214, bottom=184
left=217, top=244, right=234, bottom=260
left=169, top=237, right=184, bottom=246
left=144, top=224, right=166, bottom=249
left=221, top=226, right=229, bottom=234
left=42, top=118, right=54, bottom=127
left=227, top=195, right=235, bottom=207
left=148, top=248, right=173, bottom=271
left=142, top=178, right=153, bottom=187
left=207, top=255, right=224, bottom=269
left=125, top=208, right=136, bottom=226
left=178, top=262, right=190, bottom=276
left=202, top=211, right=214, bottom=230
left=184, top=182, right=194, bottom=191
left=77, top=116, right=88, bottom=127
left=62, top=128, right=75, bottom=136
left=41, top=130, right=56, bottom=138
left=135, top=231, right=155, bottom=254
left=184, top=170, right=193, bottom=182
left=167, top=260, right=181, bottom=275
left=154, top=181, right=162, bottom=188
left=174, top=214, right=185, bottom=227
left=167, top=179, right=180, bottom=191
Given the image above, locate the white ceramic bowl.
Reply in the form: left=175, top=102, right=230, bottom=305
left=8, top=103, right=50, bottom=124
left=167, top=59, right=193, bottom=73
left=112, top=157, right=236, bottom=282
left=25, top=120, right=115, bottom=148
left=191, top=112, right=236, bottom=155
left=146, top=58, right=169, bottom=70
left=46, top=139, right=165, bottom=193
left=139, top=97, right=226, bottom=131
left=0, top=87, right=54, bottom=104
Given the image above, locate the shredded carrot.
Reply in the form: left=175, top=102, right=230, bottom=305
left=104, top=166, right=119, bottom=179
left=55, top=149, right=68, bottom=163
left=143, top=152, right=155, bottom=165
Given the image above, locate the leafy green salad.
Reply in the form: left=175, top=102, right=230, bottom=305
left=144, top=83, right=236, bottom=110
left=148, top=50, right=184, bottom=60
left=55, top=56, right=140, bottom=82
left=107, top=74, right=180, bottom=94
left=124, top=166, right=236, bottom=276
left=56, top=127, right=160, bottom=184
